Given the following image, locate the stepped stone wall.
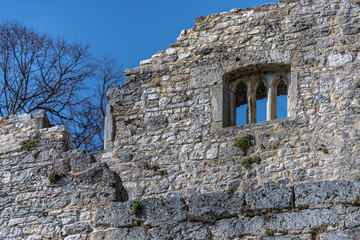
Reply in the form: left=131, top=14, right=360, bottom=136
left=2, top=112, right=360, bottom=240
left=0, top=0, right=360, bottom=239
left=103, top=0, right=360, bottom=200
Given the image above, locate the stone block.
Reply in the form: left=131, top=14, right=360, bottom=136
left=342, top=23, right=360, bottom=35
left=78, top=188, right=118, bottom=206
left=262, top=234, right=312, bottom=240
left=294, top=180, right=360, bottom=207
left=188, top=191, right=244, bottom=222
left=328, top=53, right=353, bottom=66
left=213, top=216, right=265, bottom=239
left=345, top=207, right=360, bottom=228
left=70, top=150, right=95, bottom=173
left=150, top=222, right=211, bottom=240
left=245, top=186, right=294, bottom=210
left=61, top=223, right=92, bottom=236
left=320, top=229, right=360, bottom=240
left=270, top=209, right=338, bottom=231
left=91, top=227, right=147, bottom=240
left=142, top=196, right=187, bottom=226
left=93, top=201, right=137, bottom=228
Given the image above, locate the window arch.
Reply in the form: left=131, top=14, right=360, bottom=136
left=222, top=64, right=291, bottom=127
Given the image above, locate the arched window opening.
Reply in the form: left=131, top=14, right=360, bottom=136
left=221, top=64, right=291, bottom=128
left=276, top=78, right=287, bottom=119
left=235, top=83, right=247, bottom=126
left=255, top=81, right=267, bottom=123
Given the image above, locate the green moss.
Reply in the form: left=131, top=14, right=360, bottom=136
left=351, top=196, right=360, bottom=206
left=241, top=156, right=261, bottom=169
left=33, top=151, right=40, bottom=158
left=265, top=229, right=275, bottom=237
left=151, top=165, right=160, bottom=171
left=237, top=233, right=244, bottom=238
left=241, top=157, right=253, bottom=169
left=316, top=144, right=329, bottom=154
left=159, top=170, right=167, bottom=176
left=253, top=156, right=261, bottom=164
left=226, top=186, right=236, bottom=194
left=48, top=173, right=65, bottom=184
left=356, top=79, right=360, bottom=88
left=20, top=136, right=40, bottom=151
left=234, top=135, right=254, bottom=156
left=131, top=201, right=143, bottom=214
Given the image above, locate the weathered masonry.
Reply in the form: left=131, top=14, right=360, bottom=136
left=1, top=0, right=360, bottom=239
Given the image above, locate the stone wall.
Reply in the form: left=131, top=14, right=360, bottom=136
left=0, top=112, right=128, bottom=239
left=1, top=0, right=360, bottom=239
left=2, top=113, right=360, bottom=239
left=103, top=0, right=360, bottom=201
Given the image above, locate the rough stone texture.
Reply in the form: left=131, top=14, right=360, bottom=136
left=103, top=0, right=360, bottom=204
left=295, top=180, right=360, bottom=207
left=1, top=0, right=360, bottom=239
left=142, top=195, right=187, bottom=226
left=188, top=191, right=244, bottom=222
left=320, top=229, right=360, bottom=240
left=270, top=209, right=339, bottom=231
left=245, top=185, right=294, bottom=210
left=91, top=227, right=147, bottom=240
left=213, top=216, right=266, bottom=238
left=149, top=222, right=211, bottom=240
left=94, top=202, right=137, bottom=228
left=262, top=235, right=313, bottom=240
left=0, top=112, right=127, bottom=239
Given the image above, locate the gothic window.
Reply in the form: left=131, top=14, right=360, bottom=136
left=223, top=64, right=291, bottom=127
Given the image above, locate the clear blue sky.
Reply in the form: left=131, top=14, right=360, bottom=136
left=0, top=0, right=277, bottom=70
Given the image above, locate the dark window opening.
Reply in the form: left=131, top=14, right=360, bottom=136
left=275, top=78, right=287, bottom=119
left=235, top=83, right=247, bottom=126
left=255, top=81, right=267, bottom=123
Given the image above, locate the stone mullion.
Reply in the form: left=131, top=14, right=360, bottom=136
left=247, top=87, right=256, bottom=124
left=266, top=85, right=277, bottom=121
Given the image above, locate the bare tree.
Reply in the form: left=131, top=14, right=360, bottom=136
left=0, top=21, right=123, bottom=152
left=68, top=55, right=124, bottom=152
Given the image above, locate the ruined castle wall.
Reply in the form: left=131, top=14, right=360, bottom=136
left=2, top=112, right=360, bottom=240
left=1, top=0, right=360, bottom=239
left=0, top=112, right=128, bottom=239
left=103, top=0, right=360, bottom=200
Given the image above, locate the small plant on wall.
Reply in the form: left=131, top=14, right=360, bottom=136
left=48, top=172, right=65, bottom=184
left=226, top=186, right=237, bottom=194
left=241, top=156, right=261, bottom=169
left=131, top=201, right=143, bottom=215
left=356, top=79, right=360, bottom=88
left=234, top=134, right=254, bottom=156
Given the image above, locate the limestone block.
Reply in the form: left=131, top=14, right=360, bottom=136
left=269, top=209, right=338, bottom=231
left=294, top=180, right=360, bottom=207
left=188, top=191, right=244, bottom=222
left=345, top=207, right=360, bottom=228
left=93, top=201, right=137, bottom=228
left=245, top=186, right=294, bottom=210
left=142, top=196, right=187, bottom=226
left=328, top=53, right=353, bottom=67
left=342, top=23, right=360, bottom=35
left=213, top=216, right=265, bottom=239
left=262, top=234, right=312, bottom=240
left=61, top=223, right=92, bottom=236
left=91, top=227, right=147, bottom=240
left=150, top=222, right=211, bottom=240
left=69, top=150, right=95, bottom=173
left=78, top=188, right=118, bottom=206
left=320, top=229, right=360, bottom=240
